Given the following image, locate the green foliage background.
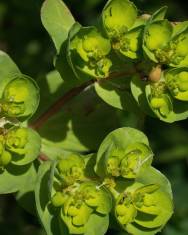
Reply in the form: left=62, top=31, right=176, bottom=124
left=0, top=0, right=188, bottom=234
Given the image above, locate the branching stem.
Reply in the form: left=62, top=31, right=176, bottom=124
left=29, top=70, right=134, bottom=130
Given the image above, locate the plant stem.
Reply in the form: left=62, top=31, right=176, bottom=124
left=29, top=71, right=134, bottom=130
left=29, top=80, right=93, bottom=130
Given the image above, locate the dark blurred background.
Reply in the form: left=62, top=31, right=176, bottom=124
left=0, top=0, right=188, bottom=234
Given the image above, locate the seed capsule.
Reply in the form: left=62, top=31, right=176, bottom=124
left=51, top=192, right=66, bottom=207
left=0, top=150, right=12, bottom=166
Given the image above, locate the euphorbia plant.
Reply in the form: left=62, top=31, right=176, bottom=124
left=1, top=0, right=188, bottom=234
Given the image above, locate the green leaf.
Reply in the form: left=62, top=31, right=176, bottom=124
left=126, top=223, right=162, bottom=235
left=149, top=6, right=168, bottom=23
left=41, top=0, right=75, bottom=52
left=38, top=86, right=121, bottom=158
left=35, top=161, right=64, bottom=235
left=95, top=127, right=149, bottom=178
left=130, top=74, right=155, bottom=117
left=137, top=167, right=173, bottom=197
left=0, top=50, right=21, bottom=98
left=0, top=163, right=36, bottom=194
left=84, top=214, right=109, bottom=235
left=16, top=161, right=38, bottom=215
left=95, top=79, right=139, bottom=113
left=172, top=21, right=188, bottom=37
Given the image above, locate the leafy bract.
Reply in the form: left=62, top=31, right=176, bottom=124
left=0, top=74, right=40, bottom=121
left=114, top=167, right=173, bottom=235
left=145, top=82, right=188, bottom=123
left=95, top=78, right=139, bottom=112
left=41, top=0, right=75, bottom=52
left=95, top=127, right=152, bottom=178
left=130, top=74, right=155, bottom=117
left=0, top=163, right=36, bottom=194
left=35, top=161, right=62, bottom=235
left=68, top=24, right=112, bottom=79
left=0, top=50, right=21, bottom=91
left=38, top=86, right=121, bottom=158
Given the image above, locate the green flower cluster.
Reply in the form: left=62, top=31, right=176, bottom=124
left=115, top=183, right=173, bottom=233
left=51, top=154, right=112, bottom=234
left=106, top=143, right=152, bottom=178
left=69, top=27, right=112, bottom=78
left=0, top=54, right=41, bottom=171
left=64, top=0, right=188, bottom=122
left=0, top=127, right=27, bottom=167
left=0, top=75, right=39, bottom=121
left=48, top=128, right=173, bottom=235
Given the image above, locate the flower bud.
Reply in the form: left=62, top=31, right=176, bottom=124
left=83, top=182, right=112, bottom=214
left=115, top=192, right=137, bottom=227
left=165, top=69, right=188, bottom=101
left=150, top=95, right=172, bottom=117
left=149, top=65, right=162, bottom=82
left=72, top=204, right=91, bottom=226
left=5, top=127, right=28, bottom=155
left=57, top=155, right=85, bottom=186
left=0, top=139, right=12, bottom=167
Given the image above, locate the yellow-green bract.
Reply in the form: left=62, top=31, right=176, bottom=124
left=95, top=127, right=153, bottom=179
left=69, top=25, right=112, bottom=79
left=102, top=0, right=144, bottom=59
left=115, top=181, right=173, bottom=233
left=0, top=127, right=41, bottom=168
left=0, top=74, right=39, bottom=121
